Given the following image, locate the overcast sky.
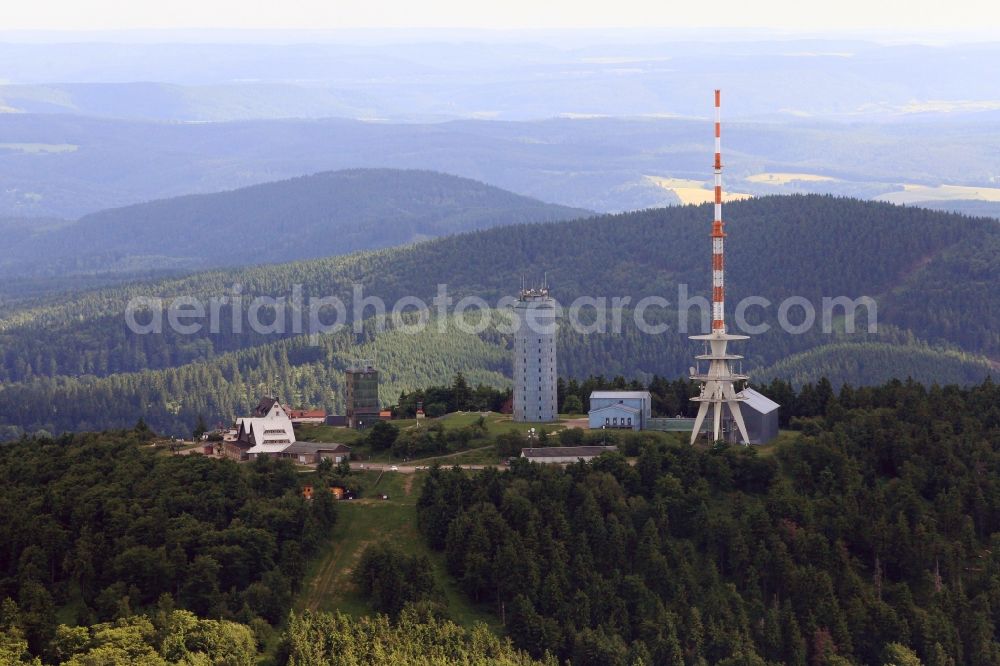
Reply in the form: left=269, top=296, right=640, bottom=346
left=3, top=0, right=998, bottom=32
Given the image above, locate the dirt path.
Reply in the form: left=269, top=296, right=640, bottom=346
left=303, top=531, right=366, bottom=612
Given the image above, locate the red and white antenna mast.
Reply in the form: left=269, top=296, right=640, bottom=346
left=689, top=89, right=751, bottom=445
left=712, top=89, right=726, bottom=332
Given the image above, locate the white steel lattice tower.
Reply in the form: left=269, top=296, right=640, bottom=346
left=689, top=90, right=751, bottom=445
left=512, top=285, right=558, bottom=422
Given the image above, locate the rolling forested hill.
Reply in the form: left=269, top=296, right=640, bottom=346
left=0, top=194, right=996, bottom=437
left=0, top=169, right=587, bottom=278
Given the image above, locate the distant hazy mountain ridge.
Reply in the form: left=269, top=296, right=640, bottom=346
left=0, top=168, right=587, bottom=277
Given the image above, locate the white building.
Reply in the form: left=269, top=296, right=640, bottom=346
left=235, top=399, right=296, bottom=459
left=512, top=286, right=558, bottom=422
left=588, top=390, right=652, bottom=431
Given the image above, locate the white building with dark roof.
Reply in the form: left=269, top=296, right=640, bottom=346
left=235, top=399, right=296, bottom=459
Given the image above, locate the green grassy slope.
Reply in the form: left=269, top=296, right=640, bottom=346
left=756, top=342, right=995, bottom=387
left=295, top=470, right=497, bottom=629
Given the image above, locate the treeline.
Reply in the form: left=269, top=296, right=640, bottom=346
left=1, top=605, right=552, bottom=665
left=395, top=372, right=510, bottom=418
left=417, top=378, right=1000, bottom=665
left=2, top=309, right=984, bottom=441
left=279, top=608, right=553, bottom=665
left=0, top=608, right=258, bottom=666
left=0, top=429, right=336, bottom=660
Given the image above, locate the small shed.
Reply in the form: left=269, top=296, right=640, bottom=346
left=737, top=388, right=780, bottom=445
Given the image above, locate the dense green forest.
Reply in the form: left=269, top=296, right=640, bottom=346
left=0, top=195, right=995, bottom=437
left=0, top=429, right=336, bottom=661
left=0, top=169, right=586, bottom=279
left=418, top=378, right=1000, bottom=666
left=3, top=195, right=995, bottom=378
left=4, top=378, right=1000, bottom=664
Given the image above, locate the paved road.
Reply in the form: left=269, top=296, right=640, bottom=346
left=348, top=462, right=499, bottom=473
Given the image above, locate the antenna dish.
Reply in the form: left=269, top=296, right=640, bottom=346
left=689, top=366, right=696, bottom=376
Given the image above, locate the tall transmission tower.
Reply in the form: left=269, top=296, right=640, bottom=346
left=689, top=90, right=751, bottom=445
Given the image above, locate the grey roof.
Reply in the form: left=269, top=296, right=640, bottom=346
left=647, top=418, right=711, bottom=433
left=283, top=442, right=352, bottom=454
left=738, top=388, right=780, bottom=414
left=590, top=390, right=651, bottom=400
left=522, top=445, right=618, bottom=458
left=590, top=403, right=640, bottom=414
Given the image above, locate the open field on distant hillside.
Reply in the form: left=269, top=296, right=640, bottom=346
left=436, top=411, right=568, bottom=436
left=746, top=172, right=839, bottom=185
left=877, top=183, right=1000, bottom=204
left=295, top=470, right=496, bottom=628
left=645, top=176, right=752, bottom=204
left=0, top=142, right=78, bottom=154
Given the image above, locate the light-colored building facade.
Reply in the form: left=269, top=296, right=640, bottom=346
left=588, top=390, right=652, bottom=430
left=512, top=287, right=558, bottom=422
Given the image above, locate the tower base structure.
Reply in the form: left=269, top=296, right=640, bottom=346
left=689, top=329, right=750, bottom=445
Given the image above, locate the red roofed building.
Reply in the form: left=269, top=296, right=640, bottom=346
left=284, top=406, right=327, bottom=424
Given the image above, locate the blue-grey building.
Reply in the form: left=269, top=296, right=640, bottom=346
left=588, top=390, right=652, bottom=431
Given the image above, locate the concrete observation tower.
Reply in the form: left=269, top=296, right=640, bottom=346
left=689, top=90, right=751, bottom=445
left=512, top=281, right=558, bottom=422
